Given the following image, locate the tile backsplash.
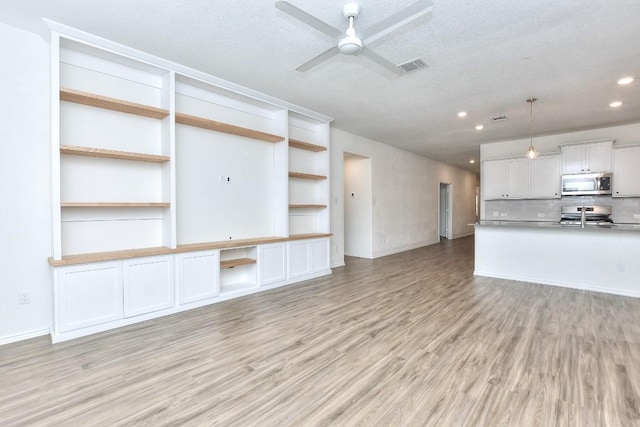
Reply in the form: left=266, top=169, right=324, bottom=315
left=484, top=196, right=640, bottom=223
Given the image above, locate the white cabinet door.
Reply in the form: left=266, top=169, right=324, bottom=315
left=586, top=142, right=612, bottom=172
left=530, top=155, right=560, bottom=199
left=288, top=241, right=311, bottom=279
left=123, top=256, right=175, bottom=318
left=507, top=158, right=530, bottom=199
left=613, top=146, right=640, bottom=197
left=259, top=243, right=287, bottom=286
left=562, top=145, right=585, bottom=173
left=562, top=141, right=612, bottom=173
left=310, top=239, right=330, bottom=273
left=482, top=160, right=508, bottom=200
left=177, top=251, right=219, bottom=304
left=55, top=262, right=123, bottom=333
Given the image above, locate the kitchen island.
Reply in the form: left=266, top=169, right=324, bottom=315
left=474, top=221, right=640, bottom=297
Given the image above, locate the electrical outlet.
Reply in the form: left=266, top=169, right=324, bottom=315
left=19, top=291, right=31, bottom=305
left=500, top=212, right=507, bottom=217
left=492, top=211, right=499, bottom=217
left=616, top=261, right=626, bottom=273
left=634, top=214, right=640, bottom=219
left=219, top=175, right=231, bottom=184
left=538, top=213, right=546, bottom=218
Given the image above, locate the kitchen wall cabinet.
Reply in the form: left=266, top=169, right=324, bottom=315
left=530, top=155, right=561, bottom=199
left=483, top=155, right=560, bottom=200
left=613, top=146, right=640, bottom=197
left=561, top=140, right=612, bottom=174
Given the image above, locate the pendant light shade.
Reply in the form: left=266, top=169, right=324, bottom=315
left=525, top=97, right=539, bottom=159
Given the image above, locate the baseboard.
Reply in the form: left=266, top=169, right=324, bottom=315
left=373, top=240, right=437, bottom=258
left=331, top=262, right=346, bottom=268
left=474, top=270, right=640, bottom=299
left=0, top=328, right=50, bottom=346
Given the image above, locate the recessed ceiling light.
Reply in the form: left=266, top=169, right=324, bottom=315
left=457, top=111, right=467, bottom=118
left=617, top=76, right=634, bottom=85
left=609, top=101, right=623, bottom=108
left=469, top=159, right=475, bottom=164
left=475, top=124, right=484, bottom=130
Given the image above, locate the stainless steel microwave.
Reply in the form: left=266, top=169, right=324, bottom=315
left=561, top=172, right=612, bottom=196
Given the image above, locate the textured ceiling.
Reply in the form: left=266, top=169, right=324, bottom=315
left=4, top=0, right=640, bottom=172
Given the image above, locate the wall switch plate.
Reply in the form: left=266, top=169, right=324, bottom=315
left=492, top=211, right=499, bottom=217
left=616, top=261, right=626, bottom=273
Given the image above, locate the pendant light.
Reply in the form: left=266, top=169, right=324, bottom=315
left=525, top=97, right=539, bottom=159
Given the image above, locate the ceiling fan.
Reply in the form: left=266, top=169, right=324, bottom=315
left=275, top=0, right=433, bottom=74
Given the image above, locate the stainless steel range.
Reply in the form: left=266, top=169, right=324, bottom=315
left=560, top=205, right=613, bottom=228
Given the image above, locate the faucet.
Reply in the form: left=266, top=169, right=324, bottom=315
left=580, top=206, right=586, bottom=228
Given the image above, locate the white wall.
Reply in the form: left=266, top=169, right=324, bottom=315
left=330, top=128, right=478, bottom=267
left=0, top=22, right=52, bottom=343
left=344, top=155, right=372, bottom=258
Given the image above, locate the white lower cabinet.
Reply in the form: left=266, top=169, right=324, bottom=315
left=288, top=240, right=311, bottom=279
left=177, top=250, right=219, bottom=304
left=310, top=239, right=330, bottom=273
left=55, top=262, right=123, bottom=333
left=52, top=238, right=331, bottom=342
left=288, top=238, right=330, bottom=279
left=123, top=256, right=175, bottom=318
left=258, top=243, right=287, bottom=286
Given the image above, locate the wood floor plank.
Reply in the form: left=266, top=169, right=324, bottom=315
left=2, top=236, right=640, bottom=425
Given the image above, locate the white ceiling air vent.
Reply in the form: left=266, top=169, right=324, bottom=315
left=398, top=58, right=428, bottom=73
left=490, top=115, right=507, bottom=121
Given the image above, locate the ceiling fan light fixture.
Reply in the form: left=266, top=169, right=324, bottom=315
left=338, top=35, right=363, bottom=55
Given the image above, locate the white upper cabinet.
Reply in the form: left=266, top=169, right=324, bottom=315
left=530, top=155, right=561, bottom=199
left=506, top=158, right=530, bottom=199
left=561, top=140, right=612, bottom=174
left=482, top=160, right=508, bottom=200
left=613, top=146, right=640, bottom=197
left=483, top=155, right=560, bottom=200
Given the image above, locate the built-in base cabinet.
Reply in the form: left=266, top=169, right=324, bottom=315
left=52, top=237, right=331, bottom=342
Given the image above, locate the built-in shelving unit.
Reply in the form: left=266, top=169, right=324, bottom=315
left=60, top=145, right=170, bottom=163
left=49, top=24, right=333, bottom=343
left=60, top=87, right=169, bottom=119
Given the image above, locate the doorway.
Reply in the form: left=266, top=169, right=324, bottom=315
left=344, top=153, right=372, bottom=258
left=439, top=183, right=452, bottom=240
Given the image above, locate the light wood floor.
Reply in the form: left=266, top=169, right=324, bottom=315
left=2, top=236, right=640, bottom=426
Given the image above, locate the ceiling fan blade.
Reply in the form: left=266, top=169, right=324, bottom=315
left=275, top=1, right=342, bottom=39
left=361, top=0, right=433, bottom=44
left=296, top=46, right=340, bottom=72
left=360, top=47, right=404, bottom=75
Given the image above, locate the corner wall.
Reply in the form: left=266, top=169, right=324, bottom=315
left=330, top=128, right=478, bottom=267
left=0, top=22, right=52, bottom=343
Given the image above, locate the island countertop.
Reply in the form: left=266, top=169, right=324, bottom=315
left=473, top=220, right=640, bottom=232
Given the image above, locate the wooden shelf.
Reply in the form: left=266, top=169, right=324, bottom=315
left=61, top=202, right=170, bottom=208
left=176, top=112, right=284, bottom=143
left=288, top=139, right=327, bottom=152
left=220, top=258, right=256, bottom=269
left=288, top=171, right=327, bottom=180
left=60, top=88, right=169, bottom=119
left=48, top=234, right=333, bottom=266
left=289, top=204, right=328, bottom=209
left=60, top=145, right=170, bottom=163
